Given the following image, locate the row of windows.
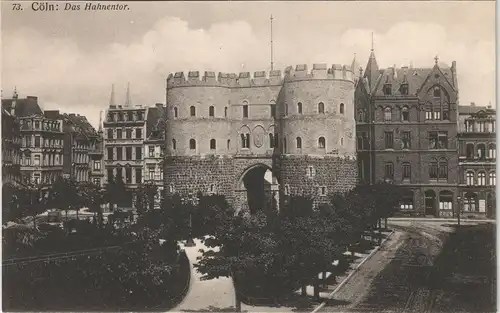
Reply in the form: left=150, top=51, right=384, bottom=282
left=464, top=119, right=496, bottom=133
left=382, top=84, right=445, bottom=97
left=107, top=128, right=142, bottom=140
left=463, top=192, right=495, bottom=213
left=173, top=136, right=329, bottom=151
left=106, top=167, right=163, bottom=184
left=380, top=131, right=449, bottom=150
left=72, top=153, right=89, bottom=164
left=384, top=158, right=449, bottom=181
left=20, top=119, right=62, bottom=131
left=24, top=136, right=63, bottom=148
left=147, top=145, right=164, bottom=158
left=20, top=153, right=63, bottom=166
left=464, top=143, right=496, bottom=159
left=175, top=102, right=346, bottom=119
left=107, top=147, right=142, bottom=161
left=282, top=184, right=328, bottom=196
left=382, top=106, right=450, bottom=122
left=465, top=171, right=496, bottom=186
left=107, top=111, right=145, bottom=122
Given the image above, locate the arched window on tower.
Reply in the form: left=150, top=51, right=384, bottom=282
left=318, top=102, right=325, bottom=114
left=296, top=137, right=302, bottom=149
left=243, top=104, right=249, bottom=118
left=240, top=133, right=250, bottom=148
left=224, top=107, right=228, bottom=117
left=189, top=139, right=196, bottom=150
left=227, top=139, right=230, bottom=150
left=489, top=171, right=496, bottom=186
left=318, top=137, right=326, bottom=149
left=210, top=139, right=216, bottom=150
left=190, top=106, right=196, bottom=117
left=172, top=139, right=177, bottom=150
left=209, top=106, right=215, bottom=117
left=340, top=103, right=345, bottom=114
left=174, top=107, right=178, bottom=118
left=269, top=133, right=275, bottom=148
left=297, top=102, right=303, bottom=114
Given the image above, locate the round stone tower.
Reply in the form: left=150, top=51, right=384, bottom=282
left=276, top=64, right=358, bottom=207
left=164, top=71, right=234, bottom=197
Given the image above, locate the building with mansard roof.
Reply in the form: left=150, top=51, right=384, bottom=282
left=355, top=49, right=459, bottom=217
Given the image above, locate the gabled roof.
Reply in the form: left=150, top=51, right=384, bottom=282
left=2, top=96, right=42, bottom=117
left=371, top=64, right=454, bottom=97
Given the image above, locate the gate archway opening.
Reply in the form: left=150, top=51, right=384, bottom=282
left=237, top=164, right=279, bottom=214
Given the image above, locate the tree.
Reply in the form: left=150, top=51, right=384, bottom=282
left=50, top=177, right=77, bottom=218
left=370, top=182, right=405, bottom=229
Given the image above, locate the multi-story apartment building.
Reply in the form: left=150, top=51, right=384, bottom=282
left=457, top=103, right=496, bottom=218
left=144, top=103, right=165, bottom=207
left=103, top=85, right=147, bottom=206
left=18, top=109, right=65, bottom=186
left=356, top=51, right=459, bottom=217
left=89, top=113, right=105, bottom=187
left=2, top=91, right=22, bottom=185
left=62, top=113, right=102, bottom=183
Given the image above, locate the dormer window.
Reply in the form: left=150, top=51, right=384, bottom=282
left=383, top=84, right=392, bottom=95
left=400, top=83, right=409, bottom=95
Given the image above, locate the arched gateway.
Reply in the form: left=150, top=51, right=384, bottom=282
left=234, top=163, right=279, bottom=214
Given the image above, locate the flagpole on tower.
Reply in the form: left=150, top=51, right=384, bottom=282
left=270, top=14, right=274, bottom=71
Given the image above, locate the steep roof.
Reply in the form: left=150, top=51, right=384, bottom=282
left=371, top=64, right=454, bottom=97
left=63, top=113, right=97, bottom=137
left=1, top=96, right=42, bottom=117
left=363, top=50, right=380, bottom=93
left=146, top=105, right=165, bottom=141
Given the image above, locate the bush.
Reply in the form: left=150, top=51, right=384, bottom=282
left=3, top=237, right=189, bottom=311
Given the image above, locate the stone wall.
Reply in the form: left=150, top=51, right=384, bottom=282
left=278, top=155, right=357, bottom=207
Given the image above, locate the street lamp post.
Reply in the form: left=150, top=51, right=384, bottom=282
left=457, top=195, right=462, bottom=227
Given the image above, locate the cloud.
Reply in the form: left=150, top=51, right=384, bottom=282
left=2, top=18, right=495, bottom=128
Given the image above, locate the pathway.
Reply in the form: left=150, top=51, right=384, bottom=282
left=170, top=238, right=236, bottom=312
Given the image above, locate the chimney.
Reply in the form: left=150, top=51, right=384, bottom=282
left=471, top=102, right=476, bottom=107
left=155, top=103, right=163, bottom=108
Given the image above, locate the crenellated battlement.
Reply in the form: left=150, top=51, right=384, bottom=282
left=167, top=70, right=283, bottom=89
left=167, top=64, right=354, bottom=89
left=284, top=64, right=354, bottom=82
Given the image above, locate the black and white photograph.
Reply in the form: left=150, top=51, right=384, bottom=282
left=1, top=1, right=497, bottom=312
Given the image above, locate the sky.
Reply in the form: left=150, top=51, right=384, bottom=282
left=1, top=1, right=496, bottom=128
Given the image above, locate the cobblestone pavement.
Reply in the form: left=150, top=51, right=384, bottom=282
left=317, top=220, right=465, bottom=313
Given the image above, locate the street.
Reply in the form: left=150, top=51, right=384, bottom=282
left=317, top=220, right=495, bottom=313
